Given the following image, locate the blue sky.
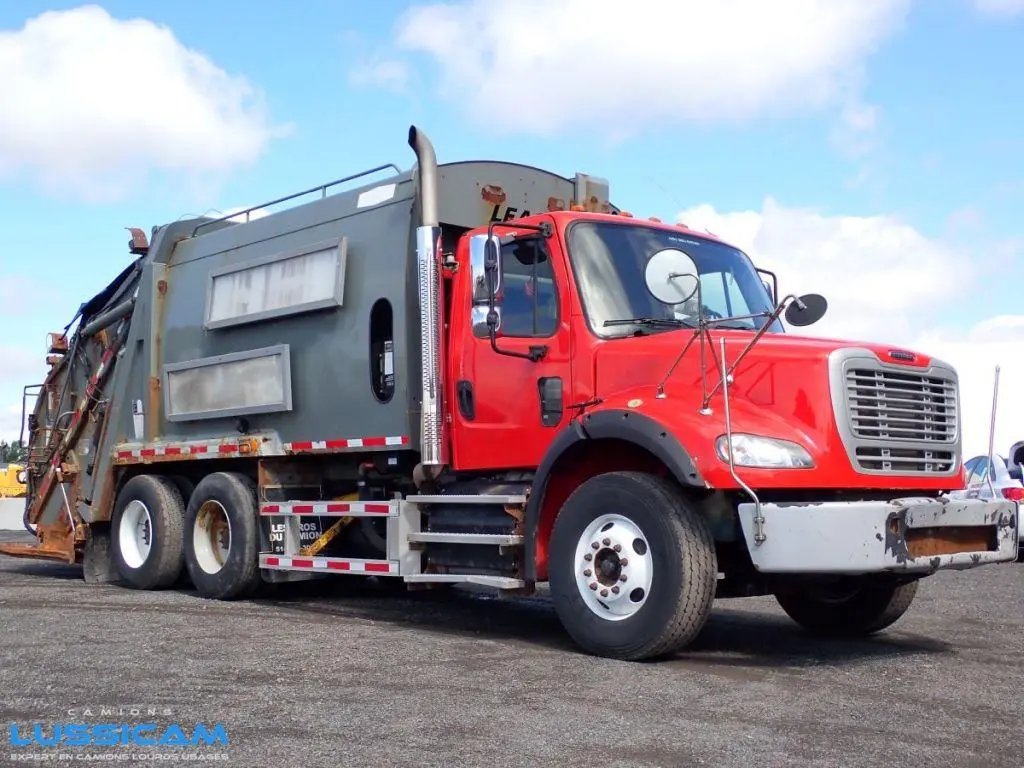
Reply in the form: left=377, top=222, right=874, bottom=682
left=0, top=0, right=1022, bottom=455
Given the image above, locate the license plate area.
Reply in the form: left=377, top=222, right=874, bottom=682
left=903, top=525, right=998, bottom=558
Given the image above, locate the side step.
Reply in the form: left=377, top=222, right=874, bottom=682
left=407, top=532, right=523, bottom=546
left=403, top=574, right=526, bottom=589
left=406, top=494, right=527, bottom=505
left=257, top=495, right=531, bottom=591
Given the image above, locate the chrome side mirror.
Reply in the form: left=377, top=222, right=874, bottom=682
left=469, top=233, right=503, bottom=305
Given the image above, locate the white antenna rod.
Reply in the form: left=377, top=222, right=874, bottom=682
left=986, top=365, right=1000, bottom=498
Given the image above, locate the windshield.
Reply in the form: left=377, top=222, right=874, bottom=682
left=566, top=220, right=780, bottom=338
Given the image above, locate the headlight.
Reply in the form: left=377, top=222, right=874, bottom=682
left=15, top=469, right=26, bottom=484
left=716, top=434, right=814, bottom=468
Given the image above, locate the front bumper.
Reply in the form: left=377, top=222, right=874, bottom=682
left=737, top=497, right=1018, bottom=574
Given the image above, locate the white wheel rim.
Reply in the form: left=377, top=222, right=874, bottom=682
left=119, top=500, right=153, bottom=569
left=573, top=513, right=654, bottom=621
left=193, top=500, right=231, bottom=575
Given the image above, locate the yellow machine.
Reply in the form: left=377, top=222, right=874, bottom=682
left=0, top=464, right=27, bottom=498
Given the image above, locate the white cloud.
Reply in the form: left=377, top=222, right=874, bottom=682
left=972, top=0, right=1024, bottom=17
left=913, top=321, right=1024, bottom=457
left=0, top=274, right=55, bottom=315
left=371, top=0, right=910, bottom=137
left=0, top=345, right=45, bottom=444
left=676, top=198, right=961, bottom=343
left=832, top=101, right=881, bottom=157
left=945, top=205, right=985, bottom=233
left=0, top=345, right=46, bottom=390
left=348, top=59, right=410, bottom=93
left=0, top=405, right=28, bottom=445
left=675, top=199, right=1024, bottom=457
left=0, top=5, right=286, bottom=201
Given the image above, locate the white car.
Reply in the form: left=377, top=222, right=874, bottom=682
left=951, top=448, right=1024, bottom=561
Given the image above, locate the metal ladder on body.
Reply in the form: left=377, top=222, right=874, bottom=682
left=257, top=493, right=528, bottom=589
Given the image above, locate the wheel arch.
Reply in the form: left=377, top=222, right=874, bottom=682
left=524, top=409, right=706, bottom=581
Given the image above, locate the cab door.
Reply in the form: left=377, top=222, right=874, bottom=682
left=447, top=226, right=573, bottom=471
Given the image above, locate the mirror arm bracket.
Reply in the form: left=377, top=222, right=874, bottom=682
left=756, top=267, right=779, bottom=304
left=699, top=293, right=805, bottom=408
left=487, top=220, right=553, bottom=240
left=486, top=313, right=548, bottom=362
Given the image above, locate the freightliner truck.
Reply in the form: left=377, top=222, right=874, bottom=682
left=2, top=126, right=1017, bottom=661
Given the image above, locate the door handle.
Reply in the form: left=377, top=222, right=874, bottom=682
left=537, top=377, right=563, bottom=427
left=457, top=380, right=475, bottom=421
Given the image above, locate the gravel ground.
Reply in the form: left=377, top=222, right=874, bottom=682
left=1, top=531, right=1021, bottom=768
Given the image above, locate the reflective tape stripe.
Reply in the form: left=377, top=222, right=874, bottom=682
left=259, top=501, right=396, bottom=517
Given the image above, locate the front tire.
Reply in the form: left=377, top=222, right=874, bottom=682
left=774, top=578, right=919, bottom=637
left=548, top=471, right=717, bottom=661
left=110, top=475, right=186, bottom=589
left=184, top=472, right=261, bottom=600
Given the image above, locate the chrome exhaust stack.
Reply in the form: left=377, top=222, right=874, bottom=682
left=408, top=126, right=446, bottom=467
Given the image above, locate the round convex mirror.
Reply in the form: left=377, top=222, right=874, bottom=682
left=784, top=293, right=828, bottom=327
left=644, top=249, right=699, bottom=305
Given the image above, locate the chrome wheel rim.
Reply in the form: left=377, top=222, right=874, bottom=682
left=573, top=513, right=653, bottom=621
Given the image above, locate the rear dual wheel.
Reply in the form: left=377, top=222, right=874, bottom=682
left=111, top=475, right=186, bottom=589
left=548, top=471, right=718, bottom=661
left=184, top=472, right=261, bottom=600
left=109, top=471, right=261, bottom=599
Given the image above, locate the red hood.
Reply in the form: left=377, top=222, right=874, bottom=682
left=590, top=329, right=961, bottom=491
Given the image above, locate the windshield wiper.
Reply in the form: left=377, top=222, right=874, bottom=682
left=707, top=320, right=755, bottom=330
left=604, top=317, right=695, bottom=329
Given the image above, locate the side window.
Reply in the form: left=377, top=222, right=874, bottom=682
left=476, top=238, right=558, bottom=338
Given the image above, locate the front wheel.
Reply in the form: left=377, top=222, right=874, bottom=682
left=774, top=578, right=919, bottom=637
left=548, top=471, right=718, bottom=661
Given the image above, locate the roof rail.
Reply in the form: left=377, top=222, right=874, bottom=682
left=191, top=163, right=404, bottom=237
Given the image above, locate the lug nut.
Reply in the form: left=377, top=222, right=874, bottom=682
left=612, top=586, right=620, bottom=594
left=589, top=582, right=598, bottom=591
left=619, top=575, right=627, bottom=582
left=613, top=544, right=621, bottom=552
left=583, top=569, right=592, bottom=577
left=600, top=589, right=609, bottom=597
left=619, top=558, right=629, bottom=567
left=602, top=537, right=611, bottom=546
left=591, top=542, right=600, bottom=550
left=584, top=553, right=593, bottom=562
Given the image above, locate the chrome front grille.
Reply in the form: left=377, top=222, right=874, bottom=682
left=845, top=368, right=958, bottom=443
left=831, top=351, right=960, bottom=476
left=854, top=447, right=957, bottom=474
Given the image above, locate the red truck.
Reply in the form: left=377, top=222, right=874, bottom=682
left=2, top=125, right=1017, bottom=661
